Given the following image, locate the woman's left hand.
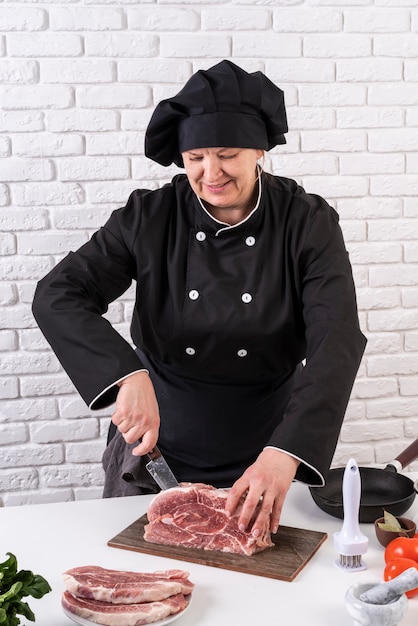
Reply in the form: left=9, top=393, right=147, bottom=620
left=225, top=449, right=300, bottom=537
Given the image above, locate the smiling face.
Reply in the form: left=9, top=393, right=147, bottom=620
left=182, top=147, right=264, bottom=225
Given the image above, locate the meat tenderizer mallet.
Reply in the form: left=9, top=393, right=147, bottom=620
left=334, top=458, right=368, bottom=571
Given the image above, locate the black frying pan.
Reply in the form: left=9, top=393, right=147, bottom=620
left=309, top=438, right=418, bottom=523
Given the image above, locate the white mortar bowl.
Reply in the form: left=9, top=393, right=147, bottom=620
left=345, top=582, right=408, bottom=626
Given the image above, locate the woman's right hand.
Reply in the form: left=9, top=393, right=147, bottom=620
left=111, top=371, right=160, bottom=456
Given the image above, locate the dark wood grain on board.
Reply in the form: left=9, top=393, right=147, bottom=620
left=108, top=514, right=327, bottom=582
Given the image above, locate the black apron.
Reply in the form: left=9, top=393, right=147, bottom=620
left=107, top=349, right=300, bottom=489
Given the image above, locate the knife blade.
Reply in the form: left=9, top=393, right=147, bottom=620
left=145, top=446, right=179, bottom=490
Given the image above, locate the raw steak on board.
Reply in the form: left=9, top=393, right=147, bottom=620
left=63, top=565, right=194, bottom=604
left=62, top=590, right=188, bottom=626
left=144, top=483, right=273, bottom=556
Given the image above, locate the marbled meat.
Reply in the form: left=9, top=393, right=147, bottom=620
left=63, top=565, right=193, bottom=603
left=144, top=483, right=273, bottom=556
left=62, top=590, right=188, bottom=626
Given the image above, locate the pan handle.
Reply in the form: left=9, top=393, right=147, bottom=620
left=395, top=438, right=418, bottom=470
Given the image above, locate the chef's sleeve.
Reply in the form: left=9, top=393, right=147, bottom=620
left=265, top=194, right=366, bottom=486
left=32, top=207, right=146, bottom=410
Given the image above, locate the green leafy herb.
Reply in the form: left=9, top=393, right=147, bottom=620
left=0, top=553, right=51, bottom=625
left=377, top=510, right=409, bottom=535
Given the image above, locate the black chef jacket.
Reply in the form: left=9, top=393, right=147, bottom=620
left=32, top=172, right=366, bottom=487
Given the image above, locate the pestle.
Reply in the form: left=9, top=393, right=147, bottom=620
left=359, top=567, right=418, bottom=605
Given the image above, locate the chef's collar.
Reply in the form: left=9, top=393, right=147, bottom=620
left=194, top=166, right=262, bottom=237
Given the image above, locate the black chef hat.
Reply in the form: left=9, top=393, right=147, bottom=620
left=144, top=60, right=288, bottom=167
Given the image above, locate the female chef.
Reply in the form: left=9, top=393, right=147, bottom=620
left=32, top=60, right=366, bottom=539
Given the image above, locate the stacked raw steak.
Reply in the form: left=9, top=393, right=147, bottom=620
left=62, top=566, right=193, bottom=625
left=144, top=483, right=273, bottom=556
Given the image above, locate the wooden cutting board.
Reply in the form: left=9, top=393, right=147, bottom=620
left=108, top=514, right=327, bottom=582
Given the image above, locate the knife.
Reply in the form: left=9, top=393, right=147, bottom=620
left=145, top=446, right=179, bottom=490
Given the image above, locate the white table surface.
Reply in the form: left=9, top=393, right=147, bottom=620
left=2, top=475, right=418, bottom=626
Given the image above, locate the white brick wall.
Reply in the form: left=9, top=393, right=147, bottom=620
left=1, top=1, right=417, bottom=506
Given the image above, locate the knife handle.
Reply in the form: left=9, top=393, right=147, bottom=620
left=137, top=436, right=160, bottom=461
left=145, top=446, right=160, bottom=462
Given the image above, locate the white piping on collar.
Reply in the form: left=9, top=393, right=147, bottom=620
left=195, top=165, right=263, bottom=236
